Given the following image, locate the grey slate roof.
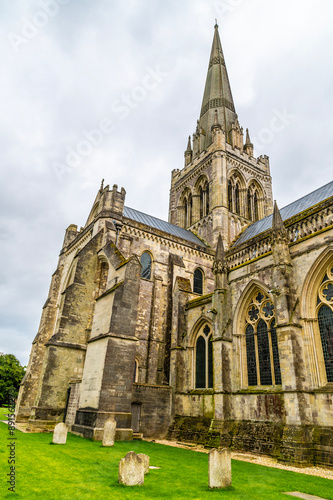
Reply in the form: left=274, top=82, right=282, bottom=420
left=233, top=179, right=333, bottom=247
left=123, top=206, right=205, bottom=247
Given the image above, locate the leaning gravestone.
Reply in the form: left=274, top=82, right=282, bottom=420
left=52, top=423, right=68, bottom=444
left=102, top=418, right=116, bottom=447
left=208, top=448, right=231, bottom=489
left=118, top=451, right=145, bottom=486
left=137, top=453, right=150, bottom=474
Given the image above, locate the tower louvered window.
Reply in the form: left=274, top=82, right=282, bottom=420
left=245, top=291, right=282, bottom=386
left=317, top=265, right=333, bottom=382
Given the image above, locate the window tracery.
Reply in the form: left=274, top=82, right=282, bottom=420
left=245, top=290, right=282, bottom=386
left=195, top=323, right=213, bottom=388
left=317, top=264, right=333, bottom=382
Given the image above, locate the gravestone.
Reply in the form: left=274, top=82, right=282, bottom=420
left=137, top=453, right=150, bottom=474
left=208, top=448, right=231, bottom=489
left=52, top=423, right=68, bottom=444
left=102, top=418, right=116, bottom=446
left=118, top=451, right=145, bottom=486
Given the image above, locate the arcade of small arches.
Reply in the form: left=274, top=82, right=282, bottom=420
left=179, top=178, right=210, bottom=228
left=228, top=175, right=263, bottom=222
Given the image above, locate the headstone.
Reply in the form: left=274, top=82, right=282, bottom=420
left=137, top=453, right=150, bottom=474
left=52, top=423, right=68, bottom=444
left=208, top=448, right=231, bottom=489
left=118, top=451, right=145, bottom=486
left=102, top=418, right=116, bottom=446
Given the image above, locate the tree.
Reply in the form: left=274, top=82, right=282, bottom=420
left=0, top=354, right=26, bottom=405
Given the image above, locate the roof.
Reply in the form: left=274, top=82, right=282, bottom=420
left=233, top=180, right=333, bottom=247
left=123, top=206, right=206, bottom=247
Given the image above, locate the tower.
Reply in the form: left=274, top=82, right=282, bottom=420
left=169, top=23, right=274, bottom=249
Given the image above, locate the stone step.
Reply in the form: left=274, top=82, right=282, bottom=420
left=133, top=432, right=143, bottom=440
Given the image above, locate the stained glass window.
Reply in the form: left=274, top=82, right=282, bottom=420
left=195, top=325, right=213, bottom=389
left=318, top=305, right=333, bottom=382
left=270, top=320, right=282, bottom=385
left=208, top=336, right=213, bottom=388
left=196, top=336, right=206, bottom=388
left=245, top=290, right=281, bottom=386
left=140, top=252, right=152, bottom=280
left=257, top=320, right=272, bottom=385
left=193, top=269, right=203, bottom=294
left=246, top=324, right=257, bottom=385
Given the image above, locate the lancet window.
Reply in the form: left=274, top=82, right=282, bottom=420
left=317, top=265, right=333, bottom=382
left=245, top=290, right=282, bottom=386
left=195, top=323, right=213, bottom=389
left=140, top=252, right=152, bottom=280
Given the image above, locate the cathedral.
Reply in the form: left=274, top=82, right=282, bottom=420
left=16, top=24, right=333, bottom=467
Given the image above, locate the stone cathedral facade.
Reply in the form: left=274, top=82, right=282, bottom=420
left=17, top=25, right=333, bottom=467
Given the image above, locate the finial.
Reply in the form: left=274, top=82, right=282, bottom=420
left=100, top=178, right=104, bottom=191
left=215, top=19, right=218, bottom=28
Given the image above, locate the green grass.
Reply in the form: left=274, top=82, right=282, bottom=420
left=0, top=414, right=332, bottom=499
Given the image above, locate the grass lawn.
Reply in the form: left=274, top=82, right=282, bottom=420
left=0, top=410, right=332, bottom=499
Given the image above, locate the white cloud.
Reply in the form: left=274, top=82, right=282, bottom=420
left=1, top=0, right=333, bottom=364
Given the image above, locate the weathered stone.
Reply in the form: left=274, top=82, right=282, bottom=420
left=52, top=422, right=67, bottom=444
left=137, top=453, right=150, bottom=474
left=102, top=418, right=116, bottom=446
left=118, top=451, right=145, bottom=486
left=208, top=448, right=231, bottom=489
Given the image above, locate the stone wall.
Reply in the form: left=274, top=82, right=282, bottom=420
left=132, top=383, right=172, bottom=437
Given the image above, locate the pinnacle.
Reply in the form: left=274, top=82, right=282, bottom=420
left=272, top=201, right=286, bottom=234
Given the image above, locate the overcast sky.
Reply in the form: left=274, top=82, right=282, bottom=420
left=1, top=0, right=333, bottom=366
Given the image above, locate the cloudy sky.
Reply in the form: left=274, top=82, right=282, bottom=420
left=1, top=0, right=333, bottom=366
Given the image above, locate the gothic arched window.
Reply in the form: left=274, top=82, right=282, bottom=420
left=235, top=183, right=240, bottom=215
left=254, top=191, right=259, bottom=221
left=188, top=194, right=192, bottom=226
left=195, top=324, right=213, bottom=388
left=245, top=290, right=281, bottom=386
left=228, top=181, right=233, bottom=211
left=199, top=187, right=204, bottom=219
left=317, top=266, right=333, bottom=382
left=247, top=189, right=252, bottom=220
left=206, top=183, right=209, bottom=215
left=140, top=252, right=152, bottom=280
left=193, top=268, right=203, bottom=294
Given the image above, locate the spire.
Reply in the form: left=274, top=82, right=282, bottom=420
left=198, top=23, right=237, bottom=149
